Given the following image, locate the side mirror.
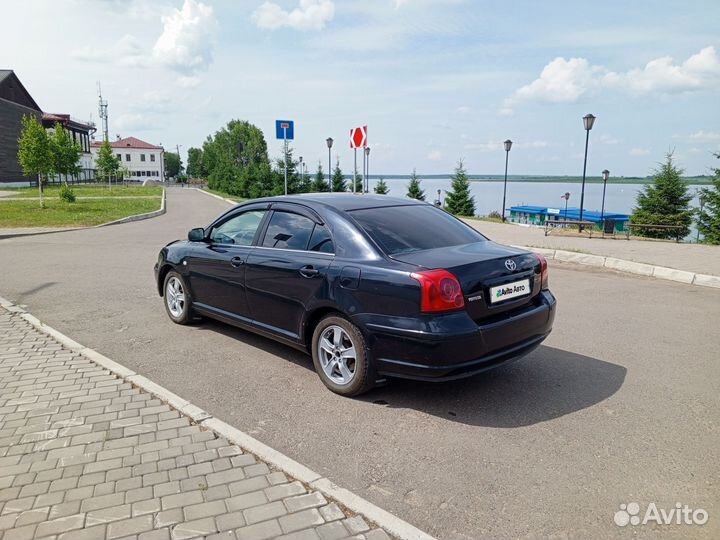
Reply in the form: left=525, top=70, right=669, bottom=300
left=188, top=228, right=205, bottom=242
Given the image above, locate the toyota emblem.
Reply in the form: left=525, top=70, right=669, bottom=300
left=504, top=259, right=517, bottom=272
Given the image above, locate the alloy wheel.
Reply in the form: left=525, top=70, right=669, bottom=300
left=318, top=325, right=357, bottom=385
left=166, top=276, right=185, bottom=318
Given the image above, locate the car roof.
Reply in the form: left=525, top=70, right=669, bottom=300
left=249, top=193, right=428, bottom=212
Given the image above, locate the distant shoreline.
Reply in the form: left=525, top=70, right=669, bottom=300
left=352, top=175, right=712, bottom=185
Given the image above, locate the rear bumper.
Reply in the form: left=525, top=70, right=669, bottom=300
left=359, top=290, right=556, bottom=381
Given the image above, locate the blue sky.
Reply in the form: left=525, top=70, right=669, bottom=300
left=1, top=0, right=719, bottom=176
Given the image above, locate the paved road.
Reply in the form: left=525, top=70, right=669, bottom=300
left=1, top=188, right=718, bottom=539
left=0, top=308, right=390, bottom=540
left=466, top=218, right=720, bottom=276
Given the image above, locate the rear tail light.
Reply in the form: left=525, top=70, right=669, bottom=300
left=410, top=269, right=465, bottom=313
left=536, top=253, right=549, bottom=289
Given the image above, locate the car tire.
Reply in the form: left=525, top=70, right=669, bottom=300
left=311, top=315, right=373, bottom=397
left=163, top=271, right=193, bottom=325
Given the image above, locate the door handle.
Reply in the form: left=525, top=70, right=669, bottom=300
left=299, top=265, right=320, bottom=278
left=230, top=256, right=244, bottom=268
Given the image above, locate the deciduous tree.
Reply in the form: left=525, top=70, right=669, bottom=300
left=17, top=115, right=52, bottom=208
left=95, top=140, right=120, bottom=189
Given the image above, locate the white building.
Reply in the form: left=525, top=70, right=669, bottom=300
left=90, top=136, right=165, bottom=182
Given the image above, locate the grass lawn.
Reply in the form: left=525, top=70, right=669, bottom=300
left=6, top=185, right=163, bottom=198
left=0, top=197, right=162, bottom=228
left=204, top=188, right=246, bottom=203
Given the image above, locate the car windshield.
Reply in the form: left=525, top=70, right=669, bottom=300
left=350, top=204, right=486, bottom=255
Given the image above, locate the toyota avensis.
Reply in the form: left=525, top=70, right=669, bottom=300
left=154, top=194, right=556, bottom=396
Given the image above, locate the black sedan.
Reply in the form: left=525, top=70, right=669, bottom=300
left=154, top=194, right=556, bottom=396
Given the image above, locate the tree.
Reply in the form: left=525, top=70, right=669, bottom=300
left=445, top=160, right=475, bottom=216
left=406, top=169, right=425, bottom=200
left=186, top=147, right=206, bottom=178
left=17, top=114, right=53, bottom=208
left=95, top=140, right=120, bottom=188
left=165, top=152, right=182, bottom=178
left=311, top=161, right=329, bottom=193
left=203, top=120, right=272, bottom=197
left=630, top=153, right=692, bottom=239
left=49, top=123, right=82, bottom=185
left=697, top=153, right=720, bottom=244
left=374, top=178, right=389, bottom=194
left=332, top=159, right=347, bottom=192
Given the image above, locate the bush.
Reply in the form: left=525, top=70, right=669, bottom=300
left=488, top=210, right=502, bottom=219
left=59, top=184, right=76, bottom=203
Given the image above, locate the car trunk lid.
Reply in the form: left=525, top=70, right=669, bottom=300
left=392, top=241, right=542, bottom=321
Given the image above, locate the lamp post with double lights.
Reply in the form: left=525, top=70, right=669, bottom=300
left=326, top=138, right=333, bottom=192
left=501, top=139, right=512, bottom=221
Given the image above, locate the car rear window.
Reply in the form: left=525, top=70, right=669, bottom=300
left=350, top=204, right=485, bottom=255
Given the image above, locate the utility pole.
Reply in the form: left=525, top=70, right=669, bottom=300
left=97, top=82, right=109, bottom=143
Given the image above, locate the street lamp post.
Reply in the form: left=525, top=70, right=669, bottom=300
left=298, top=156, right=303, bottom=190
left=697, top=191, right=706, bottom=242
left=502, top=139, right=512, bottom=221
left=364, top=147, right=371, bottom=193
left=579, top=114, right=596, bottom=228
left=600, top=169, right=610, bottom=226
left=562, top=192, right=570, bottom=221
left=326, top=138, right=333, bottom=192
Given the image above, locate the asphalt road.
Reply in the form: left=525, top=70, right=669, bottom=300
left=1, top=188, right=718, bottom=540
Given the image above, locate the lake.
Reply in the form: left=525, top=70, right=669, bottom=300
left=364, top=178, right=706, bottom=241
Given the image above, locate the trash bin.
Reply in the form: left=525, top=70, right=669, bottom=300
left=603, top=218, right=615, bottom=234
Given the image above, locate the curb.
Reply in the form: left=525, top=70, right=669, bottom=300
left=0, top=294, right=436, bottom=540
left=510, top=245, right=720, bottom=289
left=193, top=187, right=237, bottom=205
left=0, top=188, right=166, bottom=240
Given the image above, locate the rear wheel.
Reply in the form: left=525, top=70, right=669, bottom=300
left=311, top=315, right=373, bottom=397
left=163, top=271, right=193, bottom=325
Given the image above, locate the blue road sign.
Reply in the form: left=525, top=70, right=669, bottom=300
left=275, top=120, right=294, bottom=140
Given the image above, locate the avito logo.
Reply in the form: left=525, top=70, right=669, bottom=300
left=496, top=283, right=526, bottom=298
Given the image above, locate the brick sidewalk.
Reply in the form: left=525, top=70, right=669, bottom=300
left=0, top=308, right=391, bottom=540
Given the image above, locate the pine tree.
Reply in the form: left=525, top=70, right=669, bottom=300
left=445, top=160, right=475, bottom=216
left=17, top=115, right=52, bottom=208
left=374, top=178, right=389, bottom=194
left=332, top=159, right=347, bottom=192
left=630, top=153, right=692, bottom=239
left=406, top=169, right=425, bottom=200
left=311, top=161, right=329, bottom=192
left=697, top=153, right=720, bottom=244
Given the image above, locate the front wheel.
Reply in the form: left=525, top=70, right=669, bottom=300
left=163, top=271, right=193, bottom=325
left=311, top=315, right=373, bottom=397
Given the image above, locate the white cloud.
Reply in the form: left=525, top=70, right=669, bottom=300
left=427, top=149, right=444, bottom=161
left=456, top=106, right=471, bottom=114
left=73, top=34, right=147, bottom=67
left=629, top=148, right=650, bottom=156
left=253, top=0, right=335, bottom=31
left=464, top=140, right=548, bottom=152
left=504, top=46, right=720, bottom=113
left=152, top=0, right=217, bottom=74
left=604, top=46, right=720, bottom=94
left=684, top=130, right=720, bottom=143
left=504, top=57, right=602, bottom=112
left=597, top=134, right=621, bottom=145
left=177, top=75, right=202, bottom=88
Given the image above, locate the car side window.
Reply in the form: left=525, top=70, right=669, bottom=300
left=261, top=211, right=317, bottom=251
left=308, top=224, right=334, bottom=253
left=210, top=210, right=266, bottom=246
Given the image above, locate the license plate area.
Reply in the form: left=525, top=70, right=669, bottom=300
left=489, top=279, right=531, bottom=304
